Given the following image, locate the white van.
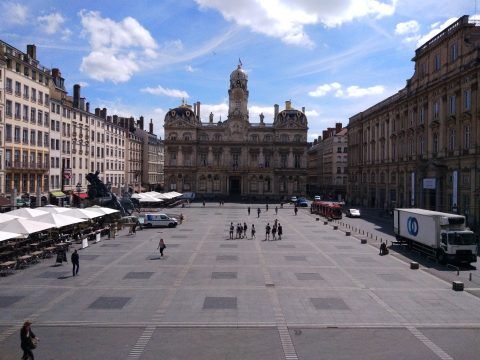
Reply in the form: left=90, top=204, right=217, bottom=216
left=142, top=213, right=178, bottom=228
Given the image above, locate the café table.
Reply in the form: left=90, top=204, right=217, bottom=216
left=31, top=250, right=44, bottom=263
left=0, top=260, right=17, bottom=276
left=17, top=255, right=32, bottom=269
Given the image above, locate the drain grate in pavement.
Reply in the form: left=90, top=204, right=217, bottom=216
left=203, top=296, right=237, bottom=309
left=311, top=297, right=349, bottom=310
left=88, top=296, right=130, bottom=309
left=101, top=244, right=120, bottom=247
left=296, top=273, right=323, bottom=280
left=336, top=245, right=353, bottom=250
left=0, top=296, right=24, bottom=308
left=212, top=272, right=237, bottom=279
left=80, top=255, right=99, bottom=260
left=220, top=244, right=238, bottom=248
left=216, top=255, right=238, bottom=261
left=37, top=271, right=67, bottom=278
left=285, top=255, right=306, bottom=261
left=124, top=272, right=154, bottom=279
left=277, top=244, right=295, bottom=248
left=378, top=273, right=408, bottom=282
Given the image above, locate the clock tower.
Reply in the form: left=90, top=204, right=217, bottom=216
left=228, top=62, right=249, bottom=121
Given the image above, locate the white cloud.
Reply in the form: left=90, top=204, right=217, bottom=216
left=141, top=85, right=190, bottom=99
left=416, top=17, right=457, bottom=47
left=185, top=65, right=197, bottom=72
left=79, top=10, right=159, bottom=83
left=308, top=82, right=341, bottom=97
left=1, top=2, right=28, bottom=25
left=38, top=12, right=66, bottom=34
left=394, top=20, right=419, bottom=35
left=195, top=0, right=397, bottom=47
left=198, top=102, right=229, bottom=121
left=309, top=82, right=384, bottom=98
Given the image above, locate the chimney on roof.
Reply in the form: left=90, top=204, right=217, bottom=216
left=285, top=100, right=292, bottom=110
left=336, top=123, right=342, bottom=133
left=86, top=102, right=90, bottom=113
left=95, top=108, right=100, bottom=116
left=26, top=44, right=36, bottom=60
left=302, top=106, right=305, bottom=113
left=149, top=119, right=153, bottom=134
left=73, top=84, right=80, bottom=109
left=138, top=116, right=144, bottom=130
left=196, top=101, right=201, bottom=120
left=129, top=117, right=135, bottom=132
left=100, top=108, right=107, bottom=119
left=113, top=115, right=118, bottom=125
left=323, top=130, right=328, bottom=139
left=274, top=104, right=279, bottom=120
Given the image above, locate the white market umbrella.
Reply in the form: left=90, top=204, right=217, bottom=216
left=0, top=231, right=22, bottom=242
left=130, top=193, right=143, bottom=199
left=0, top=218, right=55, bottom=235
left=39, top=205, right=71, bottom=214
left=169, top=191, right=183, bottom=197
left=138, top=197, right=163, bottom=203
left=0, top=213, right=23, bottom=223
left=8, top=208, right=48, bottom=218
left=62, top=208, right=103, bottom=219
left=86, top=206, right=120, bottom=215
left=34, top=213, right=87, bottom=228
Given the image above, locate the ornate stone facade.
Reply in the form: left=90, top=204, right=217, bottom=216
left=163, top=63, right=308, bottom=200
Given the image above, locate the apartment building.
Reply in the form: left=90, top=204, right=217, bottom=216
left=126, top=118, right=144, bottom=192
left=347, top=15, right=480, bottom=228
left=0, top=57, right=5, bottom=196
left=307, top=123, right=348, bottom=200
left=138, top=118, right=163, bottom=190
left=0, top=42, right=50, bottom=206
left=103, top=113, right=127, bottom=192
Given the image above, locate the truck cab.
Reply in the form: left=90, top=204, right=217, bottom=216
left=440, top=231, right=477, bottom=264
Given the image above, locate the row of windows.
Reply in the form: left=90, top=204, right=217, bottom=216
left=168, top=133, right=304, bottom=142
left=4, top=174, right=48, bottom=193
left=7, top=57, right=49, bottom=86
left=4, top=149, right=49, bottom=167
left=5, top=124, right=49, bottom=146
left=5, top=78, right=49, bottom=105
left=4, top=101, right=49, bottom=125
left=419, top=42, right=459, bottom=76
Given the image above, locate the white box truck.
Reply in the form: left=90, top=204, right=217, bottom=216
left=393, top=208, right=477, bottom=265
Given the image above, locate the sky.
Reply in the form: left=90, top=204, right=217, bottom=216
left=0, top=0, right=477, bottom=141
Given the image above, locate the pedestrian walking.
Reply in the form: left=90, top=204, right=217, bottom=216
left=275, top=206, right=278, bottom=215
left=251, top=224, right=256, bottom=239
left=266, top=203, right=269, bottom=211
left=257, top=208, right=261, bottom=218
left=203, top=200, right=206, bottom=207
left=243, top=222, right=248, bottom=238
left=272, top=224, right=277, bottom=240
left=158, top=238, right=166, bottom=257
left=248, top=206, right=251, bottom=216
left=229, top=222, right=234, bottom=239
left=278, top=223, right=283, bottom=240
left=20, top=320, right=38, bottom=360
left=294, top=206, right=298, bottom=216
left=71, top=249, right=79, bottom=277
left=264, top=223, right=271, bottom=241
left=237, top=223, right=242, bottom=239
left=132, top=220, right=138, bottom=235
left=179, top=213, right=184, bottom=224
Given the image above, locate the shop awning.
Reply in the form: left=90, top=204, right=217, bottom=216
left=73, top=192, right=89, bottom=199
left=50, top=191, right=66, bottom=198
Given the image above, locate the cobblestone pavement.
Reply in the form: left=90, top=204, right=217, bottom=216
left=1, top=203, right=480, bottom=359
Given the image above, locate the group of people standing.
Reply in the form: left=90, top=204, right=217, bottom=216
left=229, top=222, right=256, bottom=239
left=263, top=219, right=283, bottom=241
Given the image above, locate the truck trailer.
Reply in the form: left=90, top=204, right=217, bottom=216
left=393, top=208, right=477, bottom=265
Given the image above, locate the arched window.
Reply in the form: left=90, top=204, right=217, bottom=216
left=169, top=176, right=176, bottom=190
left=251, top=134, right=259, bottom=142
left=183, top=132, right=191, bottom=141
left=214, top=134, right=222, bottom=141
left=169, top=133, right=177, bottom=140
left=264, top=135, right=272, bottom=142
left=294, top=134, right=302, bottom=142
left=250, top=176, right=258, bottom=192
left=280, top=134, right=288, bottom=142
left=199, top=176, right=207, bottom=192
left=183, top=175, right=190, bottom=191
left=200, top=133, right=209, bottom=141
left=213, top=175, right=220, bottom=191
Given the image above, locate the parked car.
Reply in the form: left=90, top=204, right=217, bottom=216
left=142, top=213, right=178, bottom=227
left=345, top=208, right=361, bottom=218
left=290, top=196, right=298, bottom=203
left=314, top=195, right=321, bottom=201
left=297, top=199, right=309, bottom=207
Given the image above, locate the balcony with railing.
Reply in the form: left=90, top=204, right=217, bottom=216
left=5, top=160, right=50, bottom=171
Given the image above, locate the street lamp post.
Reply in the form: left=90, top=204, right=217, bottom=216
left=75, top=183, right=82, bottom=207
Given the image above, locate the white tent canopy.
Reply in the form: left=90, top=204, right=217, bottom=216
left=39, top=205, right=71, bottom=214
left=86, top=206, right=120, bottom=215
left=7, top=208, right=48, bottom=218
left=0, top=218, right=55, bottom=235
left=62, top=208, right=104, bottom=220
left=34, top=213, right=87, bottom=228
left=0, top=231, right=22, bottom=242
left=0, top=213, right=23, bottom=223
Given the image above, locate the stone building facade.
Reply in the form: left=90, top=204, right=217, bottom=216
left=347, top=15, right=480, bottom=228
left=163, top=64, right=309, bottom=200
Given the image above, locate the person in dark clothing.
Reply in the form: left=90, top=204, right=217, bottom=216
left=264, top=223, right=271, bottom=241
left=248, top=207, right=251, bottom=215
left=294, top=206, right=298, bottom=216
left=71, top=249, right=79, bottom=277
left=243, top=222, right=248, bottom=239
left=251, top=224, right=256, bottom=239
left=20, top=320, right=37, bottom=360
left=275, top=206, right=278, bottom=215
left=278, top=223, right=283, bottom=240
left=257, top=208, right=261, bottom=218
left=158, top=238, right=166, bottom=257
left=229, top=222, right=234, bottom=239
left=379, top=242, right=389, bottom=255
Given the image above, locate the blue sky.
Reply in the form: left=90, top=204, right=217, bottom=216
left=0, top=0, right=476, bottom=140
